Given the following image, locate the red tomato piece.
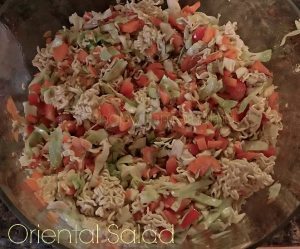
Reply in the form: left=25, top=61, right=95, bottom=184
left=186, top=143, right=200, bottom=156
left=136, top=75, right=150, bottom=87
left=166, top=156, right=178, bottom=175
left=180, top=208, right=201, bottom=229
left=163, top=209, right=178, bottom=225
left=187, top=156, right=221, bottom=175
left=192, top=26, right=206, bottom=42
left=120, top=79, right=134, bottom=98
left=119, top=19, right=144, bottom=33
left=226, top=80, right=247, bottom=101
left=28, top=93, right=40, bottom=106
left=141, top=147, right=157, bottom=165
left=44, top=104, right=57, bottom=122
left=53, top=43, right=69, bottom=62
left=195, top=136, right=208, bottom=151
left=158, top=87, right=171, bottom=106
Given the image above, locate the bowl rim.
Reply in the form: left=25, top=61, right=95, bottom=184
left=0, top=0, right=299, bottom=248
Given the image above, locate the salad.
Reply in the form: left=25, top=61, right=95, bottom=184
left=8, top=0, right=282, bottom=244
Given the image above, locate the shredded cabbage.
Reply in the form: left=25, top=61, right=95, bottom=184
left=49, top=127, right=63, bottom=168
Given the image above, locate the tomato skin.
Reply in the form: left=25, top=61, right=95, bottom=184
left=180, top=208, right=201, bottom=229
left=166, top=156, right=178, bottom=175
left=192, top=27, right=206, bottom=42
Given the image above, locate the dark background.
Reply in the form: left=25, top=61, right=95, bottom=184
left=0, top=0, right=299, bottom=248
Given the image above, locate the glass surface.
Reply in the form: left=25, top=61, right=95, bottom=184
left=0, top=0, right=299, bottom=248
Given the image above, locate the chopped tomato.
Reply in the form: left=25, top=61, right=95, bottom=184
left=23, top=178, right=40, bottom=192
left=141, top=147, right=157, bottom=165
left=236, top=151, right=260, bottom=161
left=202, top=27, right=216, bottom=43
left=149, top=167, right=160, bottom=178
left=119, top=116, right=133, bottom=132
left=44, top=104, right=57, bottom=122
left=263, top=146, right=276, bottom=157
left=201, top=51, right=223, bottom=64
left=268, top=92, right=279, bottom=111
left=56, top=113, right=73, bottom=123
left=152, top=111, right=173, bottom=121
left=160, top=230, right=173, bottom=243
left=88, top=65, right=97, bottom=77
left=158, top=87, right=171, bottom=106
left=83, top=11, right=93, bottom=21
left=222, top=35, right=231, bottom=46
left=173, top=125, right=194, bottom=138
left=194, top=122, right=215, bottom=137
left=26, top=114, right=38, bottom=124
left=168, top=16, right=185, bottom=32
left=119, top=19, right=144, bottom=33
left=195, top=136, right=207, bottom=151
left=187, top=155, right=221, bottom=175
left=182, top=2, right=201, bottom=16
left=180, top=208, right=201, bottom=229
left=28, top=93, right=40, bottom=106
left=120, top=79, right=134, bottom=98
left=29, top=83, right=42, bottom=94
left=180, top=55, right=199, bottom=72
left=182, top=101, right=193, bottom=112
left=65, top=186, right=76, bottom=196
left=226, top=80, right=246, bottom=101
left=166, top=156, right=178, bottom=175
left=145, top=42, right=158, bottom=57
left=163, top=195, right=176, bottom=209
left=61, top=120, right=77, bottom=134
left=169, top=175, right=178, bottom=183
left=147, top=63, right=165, bottom=79
left=207, top=139, right=228, bottom=150
left=99, top=103, right=117, bottom=121
left=77, top=49, right=88, bottom=63
left=75, top=125, right=86, bottom=137
left=149, top=16, right=162, bottom=27
left=53, top=43, right=69, bottom=62
left=192, top=26, right=206, bottom=42
left=223, top=76, right=238, bottom=87
left=136, top=74, right=150, bottom=87
left=177, top=199, right=192, bottom=213
left=250, top=61, right=273, bottom=76
left=163, top=209, right=178, bottom=225
left=224, top=48, right=238, bottom=59
left=149, top=200, right=161, bottom=212
left=186, top=143, right=200, bottom=156
left=43, top=80, right=53, bottom=88
left=133, top=212, right=143, bottom=221
left=165, top=71, right=177, bottom=80
left=171, top=33, right=184, bottom=53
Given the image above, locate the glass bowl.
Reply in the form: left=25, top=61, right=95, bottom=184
left=0, top=0, right=299, bottom=248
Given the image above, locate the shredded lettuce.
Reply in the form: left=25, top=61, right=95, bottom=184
left=103, top=59, right=128, bottom=82
left=280, top=19, right=300, bottom=46
left=194, top=194, right=222, bottom=208
left=85, top=129, right=108, bottom=145
left=242, top=49, right=272, bottom=62
left=212, top=94, right=237, bottom=112
left=49, top=128, right=63, bottom=168
left=268, top=182, right=281, bottom=203
left=128, top=137, right=147, bottom=153
left=198, top=74, right=223, bottom=100
left=140, top=185, right=160, bottom=204
left=238, top=85, right=263, bottom=114
left=160, top=75, right=180, bottom=98
left=243, top=140, right=269, bottom=151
